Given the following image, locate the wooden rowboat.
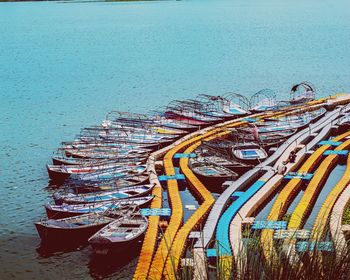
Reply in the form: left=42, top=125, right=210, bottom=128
left=88, top=210, right=148, bottom=255
left=53, top=184, right=154, bottom=205
left=35, top=207, right=135, bottom=243
left=45, top=196, right=153, bottom=219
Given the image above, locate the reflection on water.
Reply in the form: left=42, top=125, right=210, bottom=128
left=88, top=244, right=141, bottom=279
left=35, top=240, right=141, bottom=279
left=36, top=241, right=89, bottom=257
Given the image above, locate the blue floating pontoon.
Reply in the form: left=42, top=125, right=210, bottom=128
left=284, top=172, right=313, bottom=180
left=323, top=150, right=349, bottom=156
left=231, top=191, right=245, bottom=197
left=158, top=174, right=186, bottom=181
left=251, top=220, right=287, bottom=230
left=296, top=241, right=334, bottom=252
left=273, top=229, right=310, bottom=239
left=173, top=153, right=197, bottom=159
left=140, top=208, right=171, bottom=217
left=206, top=248, right=218, bottom=258
left=319, top=140, right=343, bottom=146
left=216, top=180, right=266, bottom=256
left=243, top=117, right=258, bottom=123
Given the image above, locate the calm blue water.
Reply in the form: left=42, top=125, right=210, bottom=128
left=1, top=0, right=350, bottom=278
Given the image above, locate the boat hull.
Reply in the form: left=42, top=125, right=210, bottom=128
left=164, top=112, right=208, bottom=126
left=47, top=165, right=70, bottom=181
left=67, top=174, right=150, bottom=193
left=89, top=233, right=145, bottom=255
left=45, top=197, right=153, bottom=219
left=35, top=222, right=110, bottom=244
left=45, top=206, right=81, bottom=219
left=53, top=184, right=154, bottom=205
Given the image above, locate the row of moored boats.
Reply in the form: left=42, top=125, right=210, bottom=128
left=35, top=82, right=322, bottom=254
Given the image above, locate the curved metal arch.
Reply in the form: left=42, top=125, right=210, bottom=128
left=105, top=111, right=149, bottom=122
left=195, top=94, right=224, bottom=103
left=149, top=106, right=169, bottom=119
left=222, top=92, right=250, bottom=111
left=166, top=99, right=203, bottom=112
left=195, top=94, right=225, bottom=112
left=104, top=111, right=155, bottom=130
left=290, top=81, right=316, bottom=101
left=250, top=88, right=277, bottom=108
left=165, top=100, right=183, bottom=112
left=181, top=99, right=206, bottom=110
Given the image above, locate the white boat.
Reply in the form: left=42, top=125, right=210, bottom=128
left=232, top=142, right=268, bottom=164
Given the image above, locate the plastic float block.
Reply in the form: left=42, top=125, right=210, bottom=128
left=296, top=241, right=334, bottom=252
left=243, top=117, right=258, bottom=123
left=158, top=174, right=185, bottom=181
left=252, top=220, right=287, bottom=230
left=206, top=248, right=218, bottom=258
left=284, top=172, right=313, bottom=181
left=173, top=153, right=197, bottom=159
left=323, top=150, right=349, bottom=156
left=274, top=229, right=310, bottom=240
left=319, top=140, right=343, bottom=146
left=140, top=208, right=171, bottom=217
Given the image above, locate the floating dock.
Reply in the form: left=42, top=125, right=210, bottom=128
left=39, top=90, right=350, bottom=280
left=133, top=94, right=350, bottom=280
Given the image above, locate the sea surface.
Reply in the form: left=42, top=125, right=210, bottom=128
left=0, top=0, right=350, bottom=279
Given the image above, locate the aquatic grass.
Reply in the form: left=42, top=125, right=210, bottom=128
left=342, top=204, right=350, bottom=224
left=159, top=227, right=350, bottom=280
